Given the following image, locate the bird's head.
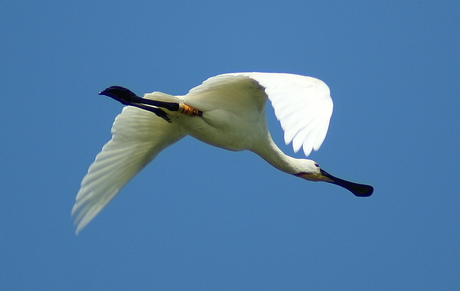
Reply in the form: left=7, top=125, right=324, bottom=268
left=294, top=160, right=374, bottom=197
left=294, top=160, right=333, bottom=182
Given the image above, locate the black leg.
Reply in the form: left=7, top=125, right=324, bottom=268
left=99, top=85, right=202, bottom=120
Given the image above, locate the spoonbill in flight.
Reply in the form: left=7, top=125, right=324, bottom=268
left=72, top=73, right=373, bottom=234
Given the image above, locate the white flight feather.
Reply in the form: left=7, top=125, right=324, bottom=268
left=72, top=97, right=184, bottom=234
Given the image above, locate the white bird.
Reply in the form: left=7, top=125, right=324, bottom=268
left=72, top=72, right=373, bottom=234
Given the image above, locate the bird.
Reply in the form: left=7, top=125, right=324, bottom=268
left=71, top=72, right=373, bottom=234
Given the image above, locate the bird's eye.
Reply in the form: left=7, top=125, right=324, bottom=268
left=314, top=163, right=319, bottom=167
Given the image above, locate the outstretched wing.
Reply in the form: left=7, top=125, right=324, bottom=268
left=72, top=104, right=184, bottom=234
left=224, top=73, right=333, bottom=157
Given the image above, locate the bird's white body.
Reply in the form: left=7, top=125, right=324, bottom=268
left=72, top=72, right=372, bottom=234
left=171, top=74, right=331, bottom=169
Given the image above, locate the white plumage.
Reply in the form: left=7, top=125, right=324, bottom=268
left=72, top=72, right=372, bottom=234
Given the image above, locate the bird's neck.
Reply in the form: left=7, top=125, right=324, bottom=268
left=252, top=135, right=304, bottom=175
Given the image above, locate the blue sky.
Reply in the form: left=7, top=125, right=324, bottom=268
left=1, top=1, right=459, bottom=290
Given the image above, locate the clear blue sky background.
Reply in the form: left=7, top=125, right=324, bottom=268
left=1, top=1, right=459, bottom=290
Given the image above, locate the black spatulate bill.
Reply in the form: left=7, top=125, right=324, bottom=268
left=320, top=169, right=374, bottom=197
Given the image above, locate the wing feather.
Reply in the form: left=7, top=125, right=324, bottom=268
left=223, top=73, right=333, bottom=156
left=72, top=105, right=184, bottom=234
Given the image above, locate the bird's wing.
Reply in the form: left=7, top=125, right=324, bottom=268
left=72, top=104, right=184, bottom=234
left=223, top=73, right=333, bottom=156
left=185, top=74, right=266, bottom=113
